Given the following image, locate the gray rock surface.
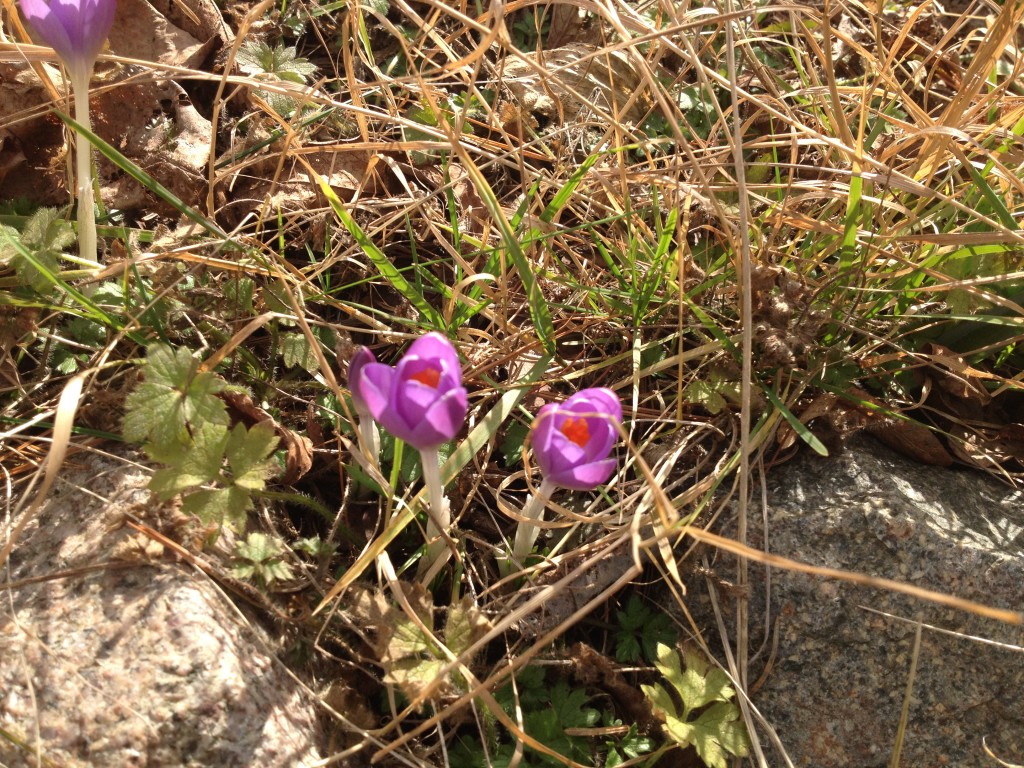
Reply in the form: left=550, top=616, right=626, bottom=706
left=705, top=435, right=1024, bottom=767
left=0, top=450, right=323, bottom=767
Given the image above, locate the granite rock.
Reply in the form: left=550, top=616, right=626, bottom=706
left=0, top=451, right=323, bottom=767
left=701, top=436, right=1024, bottom=767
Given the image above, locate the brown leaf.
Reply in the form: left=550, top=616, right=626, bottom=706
left=569, top=642, right=660, bottom=734
left=922, top=342, right=993, bottom=405
left=866, top=419, right=953, bottom=467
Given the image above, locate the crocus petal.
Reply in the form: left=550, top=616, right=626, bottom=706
left=348, top=347, right=377, bottom=416
left=22, top=0, right=116, bottom=74
left=365, top=332, right=468, bottom=450
left=551, top=457, right=618, bottom=491
left=580, top=416, right=618, bottom=460
left=539, top=436, right=588, bottom=477
left=405, top=332, right=462, bottom=383
left=407, top=386, right=469, bottom=450
left=356, top=363, right=394, bottom=422
left=572, top=388, right=622, bottom=424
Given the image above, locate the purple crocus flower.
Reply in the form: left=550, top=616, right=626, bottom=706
left=356, top=332, right=468, bottom=451
left=21, top=0, right=116, bottom=266
left=531, top=388, right=622, bottom=491
left=21, top=0, right=116, bottom=79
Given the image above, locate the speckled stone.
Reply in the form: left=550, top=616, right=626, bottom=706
left=697, top=435, right=1024, bottom=768
left=0, top=451, right=323, bottom=767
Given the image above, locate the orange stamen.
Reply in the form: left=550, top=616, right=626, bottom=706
left=560, top=416, right=590, bottom=447
left=409, top=367, right=441, bottom=388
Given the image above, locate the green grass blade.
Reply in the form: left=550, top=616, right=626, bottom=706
left=454, top=160, right=556, bottom=354
left=317, top=176, right=444, bottom=328
left=762, top=384, right=829, bottom=456
left=541, top=153, right=601, bottom=223
left=57, top=111, right=231, bottom=242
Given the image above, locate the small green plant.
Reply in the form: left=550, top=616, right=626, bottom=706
left=123, top=344, right=280, bottom=531
left=451, top=666, right=602, bottom=768
left=451, top=663, right=658, bottom=768
left=231, top=531, right=294, bottom=586
left=613, top=594, right=678, bottom=663
left=0, top=207, right=76, bottom=292
left=641, top=643, right=751, bottom=768
left=236, top=39, right=319, bottom=116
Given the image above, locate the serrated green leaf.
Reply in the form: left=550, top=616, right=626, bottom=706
left=0, top=224, right=18, bottom=266
left=678, top=644, right=734, bottom=711
left=123, top=345, right=228, bottom=447
left=257, top=557, right=294, bottom=584
left=667, top=713, right=727, bottom=768
left=237, top=41, right=317, bottom=82
left=232, top=561, right=257, bottom=580
left=22, top=207, right=75, bottom=252
left=280, top=331, right=318, bottom=371
left=147, top=423, right=227, bottom=496
left=445, top=595, right=491, bottom=657
left=224, top=421, right=279, bottom=491
left=697, top=702, right=750, bottom=760
left=234, top=531, right=285, bottom=562
left=293, top=536, right=335, bottom=557
left=640, top=681, right=677, bottom=720
left=684, top=379, right=727, bottom=414
left=644, top=644, right=750, bottom=768
left=389, top=612, right=434, bottom=658
left=551, top=683, right=600, bottom=729
left=182, top=485, right=251, bottom=529
left=0, top=215, right=67, bottom=293
left=385, top=655, right=449, bottom=702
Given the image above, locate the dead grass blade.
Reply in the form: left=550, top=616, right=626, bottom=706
left=0, top=373, right=86, bottom=571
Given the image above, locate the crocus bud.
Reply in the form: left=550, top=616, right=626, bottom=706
left=347, top=346, right=377, bottom=418
left=357, top=332, right=468, bottom=451
left=531, top=388, right=621, bottom=491
left=21, top=0, right=116, bottom=80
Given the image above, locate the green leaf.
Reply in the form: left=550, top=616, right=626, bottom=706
left=147, top=423, right=226, bottom=497
left=445, top=595, right=491, bottom=657
left=293, top=536, right=335, bottom=557
left=181, top=485, right=251, bottom=530
left=237, top=40, right=317, bottom=83
left=0, top=209, right=71, bottom=293
left=684, top=368, right=742, bottom=415
left=280, top=331, right=318, bottom=371
left=695, top=702, right=750, bottom=763
left=387, top=655, right=449, bottom=698
left=22, top=206, right=76, bottom=252
left=642, top=644, right=750, bottom=768
left=224, top=421, right=279, bottom=492
left=231, top=532, right=294, bottom=585
left=614, top=595, right=678, bottom=663
left=234, top=530, right=285, bottom=562
left=123, top=345, right=229, bottom=447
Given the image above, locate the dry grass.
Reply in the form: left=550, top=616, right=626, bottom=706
left=4, top=0, right=1024, bottom=765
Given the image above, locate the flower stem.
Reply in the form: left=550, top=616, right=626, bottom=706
left=70, top=68, right=97, bottom=264
left=417, top=446, right=450, bottom=578
left=357, top=416, right=380, bottom=466
left=510, top=478, right=557, bottom=567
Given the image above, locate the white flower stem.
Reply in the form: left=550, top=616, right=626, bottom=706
left=510, top=478, right=557, bottom=567
left=70, top=68, right=98, bottom=264
left=357, top=416, right=380, bottom=465
left=417, top=446, right=450, bottom=578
